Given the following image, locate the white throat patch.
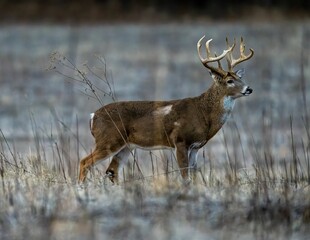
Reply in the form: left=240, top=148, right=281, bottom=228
left=223, top=96, right=235, bottom=111
left=221, top=97, right=235, bottom=124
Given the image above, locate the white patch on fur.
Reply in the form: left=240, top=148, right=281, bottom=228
left=223, top=96, right=235, bottom=111
left=221, top=97, right=235, bottom=124
left=241, top=86, right=249, bottom=95
left=153, top=105, right=173, bottom=116
left=90, top=113, right=95, bottom=130
left=174, top=121, right=181, bottom=127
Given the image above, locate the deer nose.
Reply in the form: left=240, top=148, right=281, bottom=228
left=242, top=86, right=253, bottom=96
left=246, top=86, right=253, bottom=95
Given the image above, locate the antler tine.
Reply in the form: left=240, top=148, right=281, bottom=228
left=197, top=35, right=206, bottom=63
left=226, top=37, right=236, bottom=71
left=214, top=53, right=223, bottom=69
left=197, top=36, right=233, bottom=76
left=197, top=36, right=232, bottom=64
left=227, top=37, right=254, bottom=71
left=240, top=37, right=245, bottom=56
left=226, top=37, right=236, bottom=51
left=205, top=39, right=212, bottom=58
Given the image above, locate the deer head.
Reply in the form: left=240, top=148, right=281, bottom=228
left=197, top=36, right=254, bottom=98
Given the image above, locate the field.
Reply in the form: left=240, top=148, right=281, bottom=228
left=0, top=21, right=310, bottom=239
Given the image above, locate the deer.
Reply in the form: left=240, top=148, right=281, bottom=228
left=78, top=36, right=254, bottom=184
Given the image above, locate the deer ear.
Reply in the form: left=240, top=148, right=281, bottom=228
left=209, top=71, right=222, bottom=82
left=235, top=69, right=245, bottom=79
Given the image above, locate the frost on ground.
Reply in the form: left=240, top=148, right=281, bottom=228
left=0, top=164, right=309, bottom=240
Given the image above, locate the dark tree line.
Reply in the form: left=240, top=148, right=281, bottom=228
left=0, top=0, right=308, bottom=22
left=4, top=0, right=308, bottom=9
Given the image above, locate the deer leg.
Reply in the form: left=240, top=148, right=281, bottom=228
left=175, top=142, right=190, bottom=182
left=78, top=144, right=124, bottom=183
left=189, top=149, right=199, bottom=182
left=106, top=147, right=131, bottom=184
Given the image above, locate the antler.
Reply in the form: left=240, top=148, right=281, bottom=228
left=226, top=37, right=254, bottom=72
left=197, top=36, right=233, bottom=77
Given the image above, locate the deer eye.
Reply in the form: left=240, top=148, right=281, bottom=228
left=227, top=80, right=234, bottom=84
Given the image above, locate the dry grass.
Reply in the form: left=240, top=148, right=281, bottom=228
left=0, top=143, right=309, bottom=239
left=1, top=49, right=310, bottom=239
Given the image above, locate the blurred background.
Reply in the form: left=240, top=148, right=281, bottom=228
left=0, top=0, right=309, bottom=22
left=0, top=0, right=309, bottom=171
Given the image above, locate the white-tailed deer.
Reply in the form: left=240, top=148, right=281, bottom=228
left=79, top=36, right=254, bottom=183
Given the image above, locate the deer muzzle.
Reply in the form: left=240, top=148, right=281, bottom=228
left=242, top=86, right=253, bottom=96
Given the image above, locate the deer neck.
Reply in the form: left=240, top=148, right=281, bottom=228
left=198, top=83, right=235, bottom=126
